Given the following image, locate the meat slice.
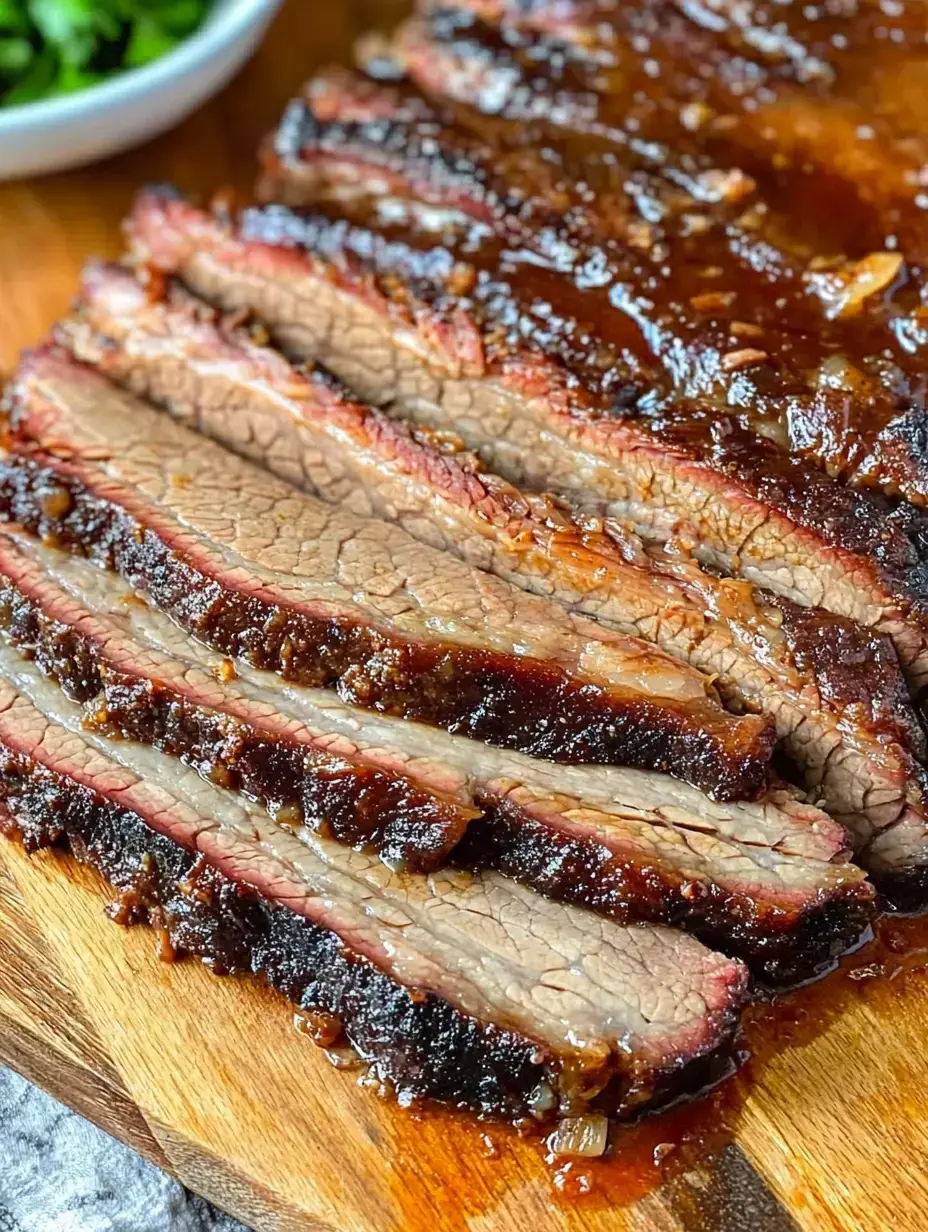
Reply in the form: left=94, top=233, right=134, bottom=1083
left=0, top=529, right=874, bottom=979
left=18, top=527, right=854, bottom=863
left=0, top=348, right=777, bottom=797
left=60, top=261, right=928, bottom=856
left=260, top=69, right=928, bottom=510
left=0, top=640, right=750, bottom=1121
left=125, top=190, right=928, bottom=703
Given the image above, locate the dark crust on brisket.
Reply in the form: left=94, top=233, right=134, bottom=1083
left=398, top=5, right=928, bottom=266
left=772, top=596, right=925, bottom=749
left=875, top=865, right=928, bottom=915
left=263, top=90, right=527, bottom=228
left=0, top=445, right=775, bottom=798
left=0, top=556, right=476, bottom=872
left=248, top=205, right=902, bottom=566
left=457, top=803, right=874, bottom=987
left=0, top=762, right=549, bottom=1119
left=678, top=422, right=928, bottom=621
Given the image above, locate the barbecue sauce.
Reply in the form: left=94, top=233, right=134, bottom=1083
left=553, top=910, right=928, bottom=1209
left=267, top=0, right=928, bottom=506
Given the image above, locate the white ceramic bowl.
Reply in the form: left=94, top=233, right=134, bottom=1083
left=0, top=0, right=284, bottom=180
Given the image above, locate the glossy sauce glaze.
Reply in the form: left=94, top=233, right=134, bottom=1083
left=272, top=77, right=928, bottom=491
left=284, top=1, right=928, bottom=504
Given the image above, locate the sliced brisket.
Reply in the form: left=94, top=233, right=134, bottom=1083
left=0, top=347, right=776, bottom=796
left=0, top=529, right=874, bottom=979
left=61, top=261, right=928, bottom=855
left=0, top=531, right=478, bottom=871
left=6, top=0, right=926, bottom=1139
left=125, top=190, right=928, bottom=703
left=35, top=527, right=850, bottom=861
left=260, top=69, right=928, bottom=510
left=0, top=640, right=749, bottom=1120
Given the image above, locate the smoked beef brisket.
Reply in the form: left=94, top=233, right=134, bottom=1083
left=125, top=190, right=928, bottom=708
left=120, top=189, right=928, bottom=902
left=0, top=640, right=749, bottom=1120
left=0, top=347, right=777, bottom=797
left=0, top=530, right=873, bottom=979
left=265, top=64, right=928, bottom=514
left=61, top=261, right=928, bottom=857
left=400, top=2, right=928, bottom=261
left=378, top=6, right=928, bottom=504
left=4, top=0, right=928, bottom=1138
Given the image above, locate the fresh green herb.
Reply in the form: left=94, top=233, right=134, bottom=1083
left=0, top=0, right=213, bottom=108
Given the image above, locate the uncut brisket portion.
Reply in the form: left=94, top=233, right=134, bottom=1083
left=124, top=191, right=928, bottom=700
left=0, top=644, right=750, bottom=1119
left=261, top=68, right=928, bottom=510
left=1, top=350, right=777, bottom=796
left=61, top=262, right=928, bottom=849
left=0, top=530, right=874, bottom=979
left=398, top=4, right=928, bottom=266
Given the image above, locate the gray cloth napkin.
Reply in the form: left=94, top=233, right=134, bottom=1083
left=0, top=1068, right=249, bottom=1232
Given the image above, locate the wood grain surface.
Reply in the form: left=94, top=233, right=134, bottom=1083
left=1, top=4, right=928, bottom=1229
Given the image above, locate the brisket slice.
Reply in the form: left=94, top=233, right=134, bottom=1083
left=260, top=70, right=928, bottom=510
left=124, top=190, right=928, bottom=702
left=60, top=261, right=928, bottom=851
left=0, top=641, right=750, bottom=1120
left=0, top=529, right=874, bottom=980
left=397, top=4, right=928, bottom=266
left=1, top=350, right=777, bottom=796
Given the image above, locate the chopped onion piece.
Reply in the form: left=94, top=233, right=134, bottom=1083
left=810, top=252, right=904, bottom=319
left=324, top=1046, right=364, bottom=1071
left=814, top=353, right=867, bottom=392
left=527, top=1080, right=557, bottom=1118
left=547, top=1114, right=610, bottom=1158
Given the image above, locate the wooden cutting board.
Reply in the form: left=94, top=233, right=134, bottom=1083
left=2, top=4, right=928, bottom=1228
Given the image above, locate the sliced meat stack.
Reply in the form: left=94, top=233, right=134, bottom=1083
left=0, top=529, right=872, bottom=981
left=0, top=639, right=748, bottom=1121
left=119, top=187, right=928, bottom=903
left=4, top=0, right=928, bottom=1136
left=125, top=190, right=928, bottom=705
left=3, top=346, right=774, bottom=797
left=60, top=263, right=928, bottom=869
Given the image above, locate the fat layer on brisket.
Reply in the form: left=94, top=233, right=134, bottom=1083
left=0, top=347, right=777, bottom=796
left=60, top=260, right=928, bottom=854
left=0, top=637, right=749, bottom=1119
left=0, top=528, right=873, bottom=979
